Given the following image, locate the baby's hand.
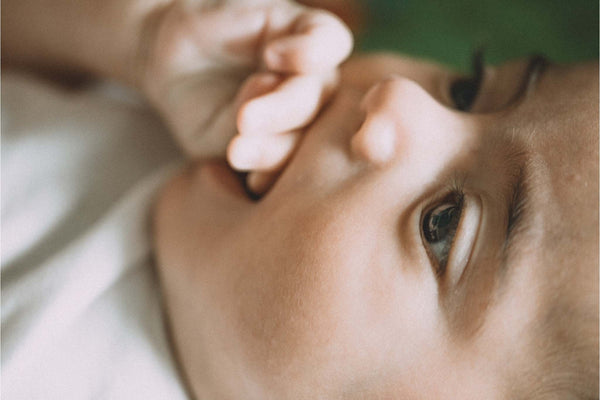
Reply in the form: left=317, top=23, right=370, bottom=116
left=140, top=0, right=353, bottom=184
left=227, top=66, right=339, bottom=194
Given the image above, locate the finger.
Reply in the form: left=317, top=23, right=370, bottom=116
left=263, top=9, right=353, bottom=74
left=234, top=72, right=284, bottom=109
left=237, top=72, right=337, bottom=136
left=185, top=6, right=275, bottom=67
left=247, top=170, right=279, bottom=196
left=227, top=130, right=302, bottom=171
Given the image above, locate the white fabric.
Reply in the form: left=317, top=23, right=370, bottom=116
left=1, top=71, right=189, bottom=399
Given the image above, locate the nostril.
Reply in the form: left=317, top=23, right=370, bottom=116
left=351, top=115, right=397, bottom=165
left=353, top=75, right=468, bottom=167
left=353, top=77, right=437, bottom=167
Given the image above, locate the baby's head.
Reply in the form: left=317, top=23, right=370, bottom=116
left=154, top=53, right=598, bottom=399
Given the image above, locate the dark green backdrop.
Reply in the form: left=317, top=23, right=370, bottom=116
left=357, top=0, right=598, bottom=71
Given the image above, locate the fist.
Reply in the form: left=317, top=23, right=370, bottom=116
left=140, top=0, right=353, bottom=192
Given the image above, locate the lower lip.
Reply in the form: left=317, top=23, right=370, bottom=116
left=197, top=161, right=248, bottom=200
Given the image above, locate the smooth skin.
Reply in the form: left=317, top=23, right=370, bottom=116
left=154, top=54, right=599, bottom=399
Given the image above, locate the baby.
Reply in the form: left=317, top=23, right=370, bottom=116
left=4, top=0, right=598, bottom=399
left=155, top=52, right=599, bottom=399
left=149, top=5, right=599, bottom=399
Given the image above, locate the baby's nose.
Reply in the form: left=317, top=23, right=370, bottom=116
left=351, top=76, right=469, bottom=166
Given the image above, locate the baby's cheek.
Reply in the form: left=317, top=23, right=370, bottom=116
left=153, top=168, right=195, bottom=275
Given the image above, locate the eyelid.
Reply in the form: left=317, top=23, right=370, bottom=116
left=445, top=195, right=482, bottom=286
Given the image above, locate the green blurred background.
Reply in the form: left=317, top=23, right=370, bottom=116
left=356, top=0, right=598, bottom=72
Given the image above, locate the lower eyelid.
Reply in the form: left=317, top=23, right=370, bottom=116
left=446, top=195, right=482, bottom=286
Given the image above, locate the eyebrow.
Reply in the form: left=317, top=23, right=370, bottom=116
left=500, top=56, right=550, bottom=263
left=495, top=165, right=531, bottom=283
left=504, top=164, right=530, bottom=251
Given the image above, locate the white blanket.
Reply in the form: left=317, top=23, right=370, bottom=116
left=2, top=71, right=189, bottom=399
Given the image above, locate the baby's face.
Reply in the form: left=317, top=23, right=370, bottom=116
left=154, top=55, right=598, bottom=399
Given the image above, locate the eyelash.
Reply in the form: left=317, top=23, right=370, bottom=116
left=421, top=189, right=465, bottom=276
left=449, top=50, right=485, bottom=111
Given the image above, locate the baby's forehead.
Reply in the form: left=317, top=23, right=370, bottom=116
left=518, top=61, right=598, bottom=124
left=503, top=255, right=598, bottom=397
left=489, top=62, right=597, bottom=253
left=478, top=208, right=597, bottom=364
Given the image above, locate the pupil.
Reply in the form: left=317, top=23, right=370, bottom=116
left=424, top=204, right=458, bottom=243
left=434, top=207, right=454, bottom=228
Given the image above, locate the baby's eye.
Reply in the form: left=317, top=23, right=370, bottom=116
left=449, top=50, right=484, bottom=111
left=421, top=195, right=464, bottom=274
left=450, top=77, right=480, bottom=111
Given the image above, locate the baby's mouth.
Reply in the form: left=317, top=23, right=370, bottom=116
left=240, top=171, right=263, bottom=201
left=197, top=161, right=251, bottom=201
